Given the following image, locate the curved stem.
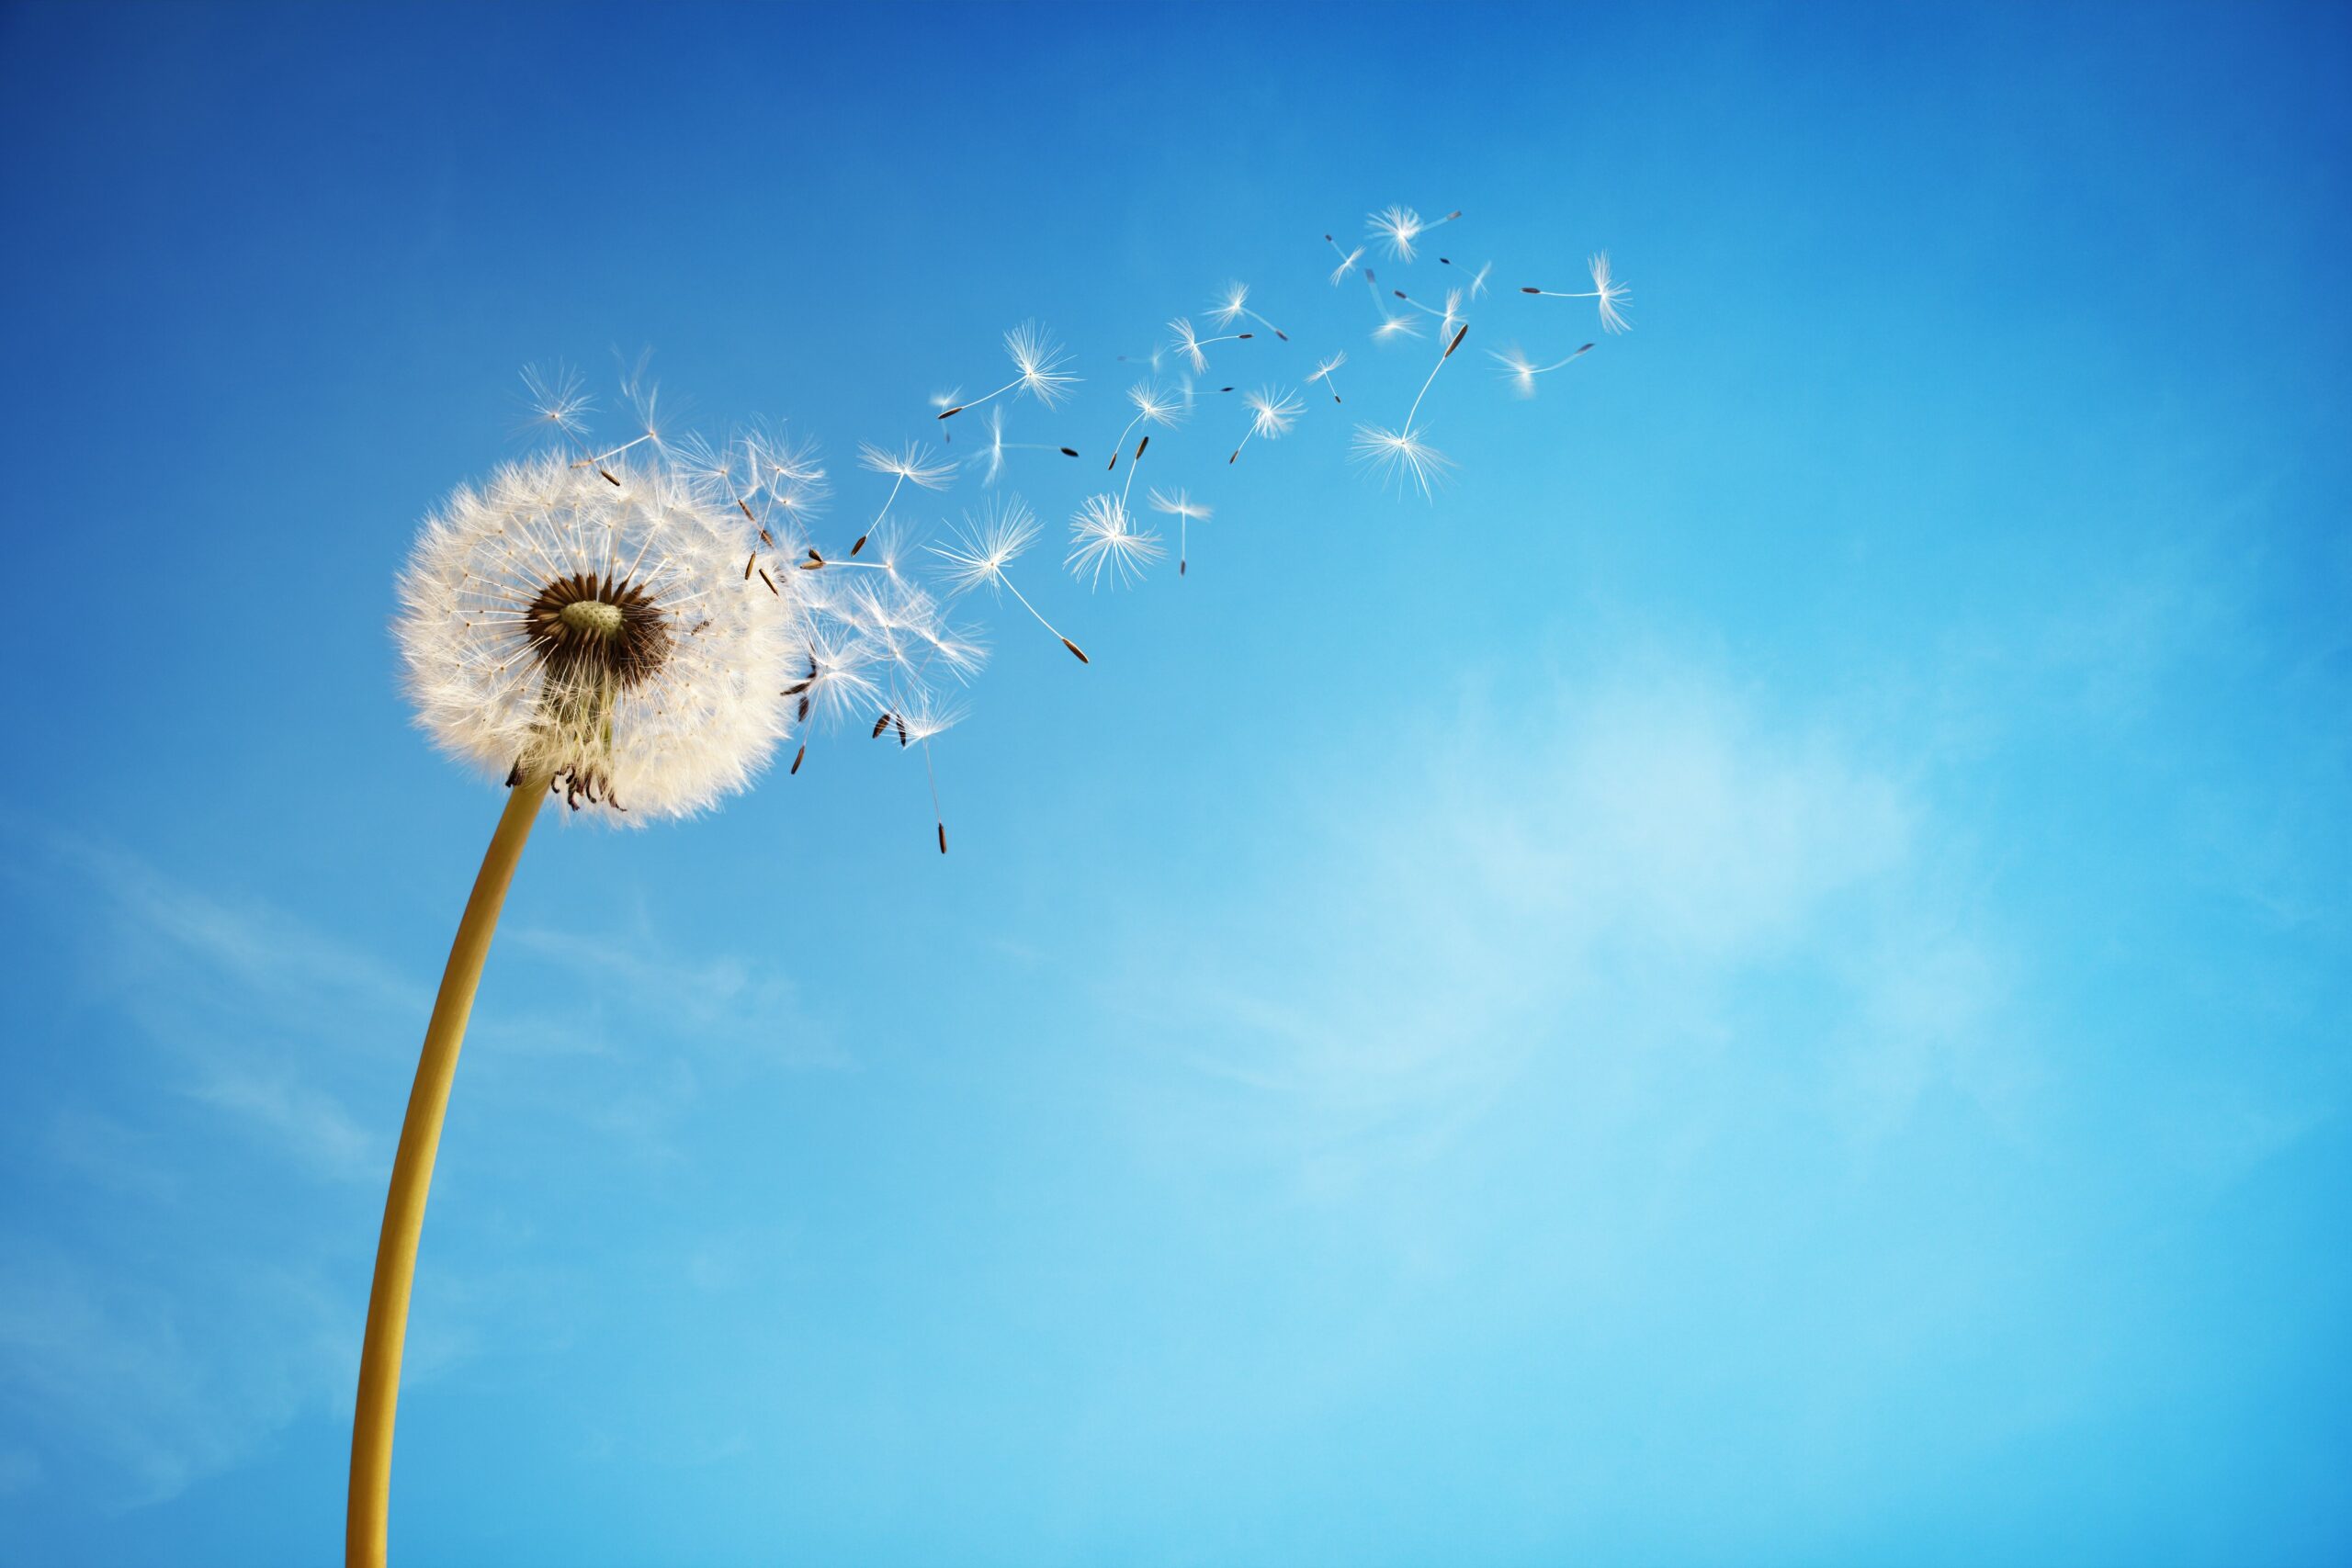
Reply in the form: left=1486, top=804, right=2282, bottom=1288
left=347, top=773, right=548, bottom=1567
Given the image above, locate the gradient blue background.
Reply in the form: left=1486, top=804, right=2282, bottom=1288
left=4, top=3, right=2348, bottom=1563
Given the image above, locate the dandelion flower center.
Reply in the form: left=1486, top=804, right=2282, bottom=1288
left=558, top=598, right=626, bottom=637
left=523, top=570, right=673, bottom=688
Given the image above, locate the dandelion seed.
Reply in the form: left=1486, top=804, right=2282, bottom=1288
left=1367, top=205, right=1457, bottom=262
left=518, top=363, right=594, bottom=440
left=1351, top=423, right=1455, bottom=500
left=1439, top=257, right=1495, bottom=299
left=1368, top=204, right=1426, bottom=261
left=970, top=406, right=1069, bottom=488
left=1373, top=310, right=1424, bottom=343
left=853, top=439, right=955, bottom=554
left=1228, top=385, right=1302, bottom=465
left=1521, top=252, right=1632, bottom=333
left=1324, top=235, right=1367, bottom=286
left=927, top=388, right=962, bottom=438
left=1307, top=352, right=1347, bottom=403
left=887, top=688, right=966, bottom=853
left=1105, top=380, right=1186, bottom=471
left=930, top=496, right=1090, bottom=662
left=1209, top=280, right=1290, bottom=342
left=937, top=320, right=1080, bottom=419
left=1150, top=487, right=1211, bottom=576
left=1490, top=341, right=1593, bottom=398
left=1166, top=316, right=1254, bottom=375
left=1066, top=493, right=1166, bottom=589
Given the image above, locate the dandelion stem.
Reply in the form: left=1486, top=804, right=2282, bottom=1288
left=348, top=770, right=549, bottom=1568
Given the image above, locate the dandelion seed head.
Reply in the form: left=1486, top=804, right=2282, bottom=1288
left=396, top=449, right=795, bottom=820
left=1065, top=493, right=1166, bottom=590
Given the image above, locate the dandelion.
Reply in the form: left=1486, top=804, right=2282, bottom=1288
left=1367, top=204, right=1459, bottom=262
left=852, top=439, right=955, bottom=554
left=1105, top=379, right=1186, bottom=471
left=1490, top=341, right=1593, bottom=398
left=361, top=428, right=792, bottom=1566
left=1374, top=309, right=1423, bottom=343
left=1228, top=385, right=1303, bottom=465
left=1307, top=351, right=1347, bottom=403
left=1324, top=234, right=1367, bottom=286
left=1520, top=252, right=1632, bottom=333
left=1150, top=487, right=1212, bottom=576
left=935, top=320, right=1080, bottom=419
left=1208, top=280, right=1290, bottom=342
left=518, top=363, right=594, bottom=440
left=1351, top=423, right=1455, bottom=499
left=1326, top=231, right=1394, bottom=315
left=931, top=496, right=1090, bottom=662
left=971, top=405, right=1080, bottom=488
left=1439, top=257, right=1495, bottom=298
left=1389, top=285, right=1467, bottom=337
left=1167, top=315, right=1253, bottom=374
left=878, top=686, right=967, bottom=853
left=1067, top=493, right=1166, bottom=589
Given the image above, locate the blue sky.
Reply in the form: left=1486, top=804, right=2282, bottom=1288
left=3, top=1, right=2348, bottom=1562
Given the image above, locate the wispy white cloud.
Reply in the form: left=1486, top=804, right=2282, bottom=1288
left=1104, top=652, right=2011, bottom=1193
